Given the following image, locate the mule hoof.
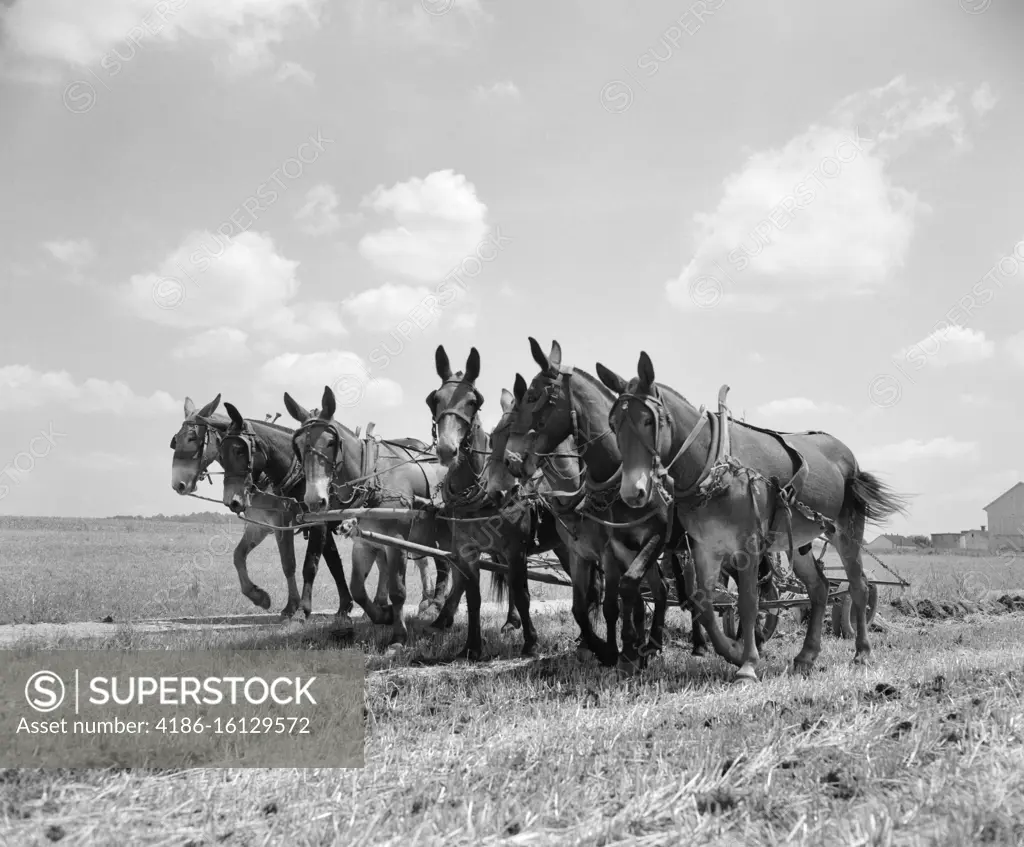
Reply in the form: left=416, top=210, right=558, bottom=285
left=733, top=668, right=760, bottom=684
left=616, top=655, right=642, bottom=678
left=520, top=642, right=540, bottom=659
left=455, top=646, right=482, bottom=662
left=501, top=620, right=522, bottom=636
left=279, top=604, right=300, bottom=620
left=853, top=653, right=872, bottom=667
left=418, top=598, right=431, bottom=613
left=790, top=661, right=814, bottom=677
left=252, top=590, right=272, bottom=610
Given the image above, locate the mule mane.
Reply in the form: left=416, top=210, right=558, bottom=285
left=572, top=367, right=618, bottom=404
left=656, top=382, right=694, bottom=410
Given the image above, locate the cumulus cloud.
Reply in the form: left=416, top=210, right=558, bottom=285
left=256, top=350, right=402, bottom=411
left=274, top=60, right=315, bottom=85
left=452, top=312, right=478, bottom=330
left=0, top=0, right=326, bottom=76
left=898, top=325, right=995, bottom=368
left=341, top=283, right=433, bottom=332
left=473, top=81, right=520, bottom=101
left=123, top=230, right=346, bottom=352
left=970, top=81, right=997, bottom=116
left=344, top=0, right=487, bottom=52
left=171, top=327, right=249, bottom=361
left=665, top=76, right=988, bottom=313
left=43, top=238, right=95, bottom=268
left=0, top=365, right=176, bottom=415
left=295, top=184, right=361, bottom=236
left=860, top=437, right=977, bottom=467
left=1004, top=331, right=1024, bottom=367
left=358, top=169, right=489, bottom=282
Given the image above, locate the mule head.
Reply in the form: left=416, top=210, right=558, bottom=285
left=285, top=386, right=338, bottom=513
left=508, top=337, right=571, bottom=478
left=218, top=402, right=266, bottom=514
left=604, top=351, right=661, bottom=509
left=426, top=345, right=484, bottom=467
left=482, top=387, right=520, bottom=503
left=170, top=394, right=225, bottom=495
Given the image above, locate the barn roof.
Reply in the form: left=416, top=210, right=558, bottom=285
left=983, top=481, right=1024, bottom=512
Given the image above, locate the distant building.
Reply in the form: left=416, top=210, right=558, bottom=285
left=866, top=534, right=911, bottom=551
left=932, top=532, right=960, bottom=550
left=959, top=527, right=988, bottom=551
left=984, top=482, right=1024, bottom=551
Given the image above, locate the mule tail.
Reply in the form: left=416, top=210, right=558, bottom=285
left=489, top=568, right=507, bottom=603
left=847, top=470, right=910, bottom=525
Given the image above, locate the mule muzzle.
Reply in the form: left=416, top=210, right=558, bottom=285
left=621, top=473, right=652, bottom=510
left=305, top=495, right=329, bottom=513
left=504, top=451, right=525, bottom=478
left=227, top=496, right=245, bottom=515
left=172, top=480, right=193, bottom=495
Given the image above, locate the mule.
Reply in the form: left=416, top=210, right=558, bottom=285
left=502, top=339, right=669, bottom=673
left=426, top=345, right=574, bottom=660
left=172, top=395, right=353, bottom=620
left=483, top=374, right=613, bottom=657
left=285, top=386, right=454, bottom=648
left=598, top=351, right=908, bottom=681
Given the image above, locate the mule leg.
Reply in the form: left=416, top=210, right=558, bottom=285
left=373, top=549, right=391, bottom=609
left=642, top=558, right=668, bottom=663
left=687, top=542, right=744, bottom=667
left=599, top=547, right=622, bottom=666
left=430, top=554, right=467, bottom=632
left=430, top=553, right=452, bottom=614
left=835, top=513, right=872, bottom=665
left=505, top=542, right=538, bottom=658
left=501, top=578, right=523, bottom=634
left=298, top=527, right=324, bottom=618
left=733, top=542, right=762, bottom=682
left=571, top=552, right=609, bottom=660
left=414, top=556, right=433, bottom=613
left=386, top=545, right=408, bottom=647
left=350, top=541, right=393, bottom=625
left=271, top=524, right=302, bottom=620
left=789, top=547, right=828, bottom=673
left=669, top=553, right=709, bottom=656
left=232, top=522, right=273, bottom=610
left=321, top=530, right=354, bottom=618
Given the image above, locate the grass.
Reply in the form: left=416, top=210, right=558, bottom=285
left=1, top=518, right=1023, bottom=845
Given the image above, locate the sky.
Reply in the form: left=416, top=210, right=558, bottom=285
left=0, top=0, right=1022, bottom=539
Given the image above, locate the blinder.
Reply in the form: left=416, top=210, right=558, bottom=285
left=431, top=377, right=484, bottom=456
left=172, top=420, right=217, bottom=484
left=220, top=423, right=268, bottom=488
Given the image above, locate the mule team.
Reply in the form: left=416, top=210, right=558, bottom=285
left=169, top=340, right=906, bottom=682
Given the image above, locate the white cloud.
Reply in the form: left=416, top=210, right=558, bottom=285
left=452, top=312, right=478, bottom=330
left=0, top=365, right=176, bottom=415
left=755, top=397, right=846, bottom=418
left=0, top=0, right=326, bottom=76
left=294, top=184, right=361, bottom=236
left=123, top=230, right=346, bottom=350
left=665, top=76, right=989, bottom=313
left=959, top=392, right=992, bottom=407
left=275, top=60, right=315, bottom=85
left=473, top=81, right=520, bottom=101
left=358, top=169, right=489, bottom=282
left=171, top=327, right=249, bottom=361
left=747, top=352, right=765, bottom=364
left=344, top=0, right=487, bottom=52
left=970, top=82, right=997, bottom=116
left=898, top=325, right=995, bottom=367
left=860, top=437, right=977, bottom=467
left=256, top=351, right=402, bottom=410
left=499, top=283, right=515, bottom=297
left=1004, top=331, right=1024, bottom=367
left=342, top=283, right=432, bottom=332
left=43, top=238, right=95, bottom=267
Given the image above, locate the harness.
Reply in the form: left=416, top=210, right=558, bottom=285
left=171, top=420, right=220, bottom=486
left=292, top=418, right=438, bottom=510
left=611, top=383, right=821, bottom=564
left=222, top=421, right=302, bottom=509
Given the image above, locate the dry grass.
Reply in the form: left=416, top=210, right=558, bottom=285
left=2, top=519, right=1023, bottom=845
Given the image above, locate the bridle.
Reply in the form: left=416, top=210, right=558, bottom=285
left=220, top=423, right=269, bottom=507
left=431, top=378, right=483, bottom=461
left=608, top=384, right=711, bottom=502
left=292, top=417, right=349, bottom=494
left=171, top=419, right=220, bottom=488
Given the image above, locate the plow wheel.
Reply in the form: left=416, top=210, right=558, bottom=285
left=830, top=582, right=879, bottom=638
left=721, top=581, right=781, bottom=645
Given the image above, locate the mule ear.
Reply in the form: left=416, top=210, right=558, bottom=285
left=435, top=345, right=452, bottom=381
left=224, top=402, right=244, bottom=433
left=476, top=389, right=485, bottom=408
left=637, top=351, right=656, bottom=389
left=513, top=373, right=527, bottom=403
left=425, top=389, right=438, bottom=415
left=170, top=435, right=178, bottom=449
left=321, top=386, right=336, bottom=420
left=196, top=393, right=221, bottom=420
left=528, top=337, right=549, bottom=373
left=596, top=363, right=628, bottom=395
left=183, top=397, right=196, bottom=418
left=283, top=392, right=309, bottom=423
left=500, top=389, right=515, bottom=414
left=464, top=347, right=481, bottom=384
left=548, top=340, right=562, bottom=375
